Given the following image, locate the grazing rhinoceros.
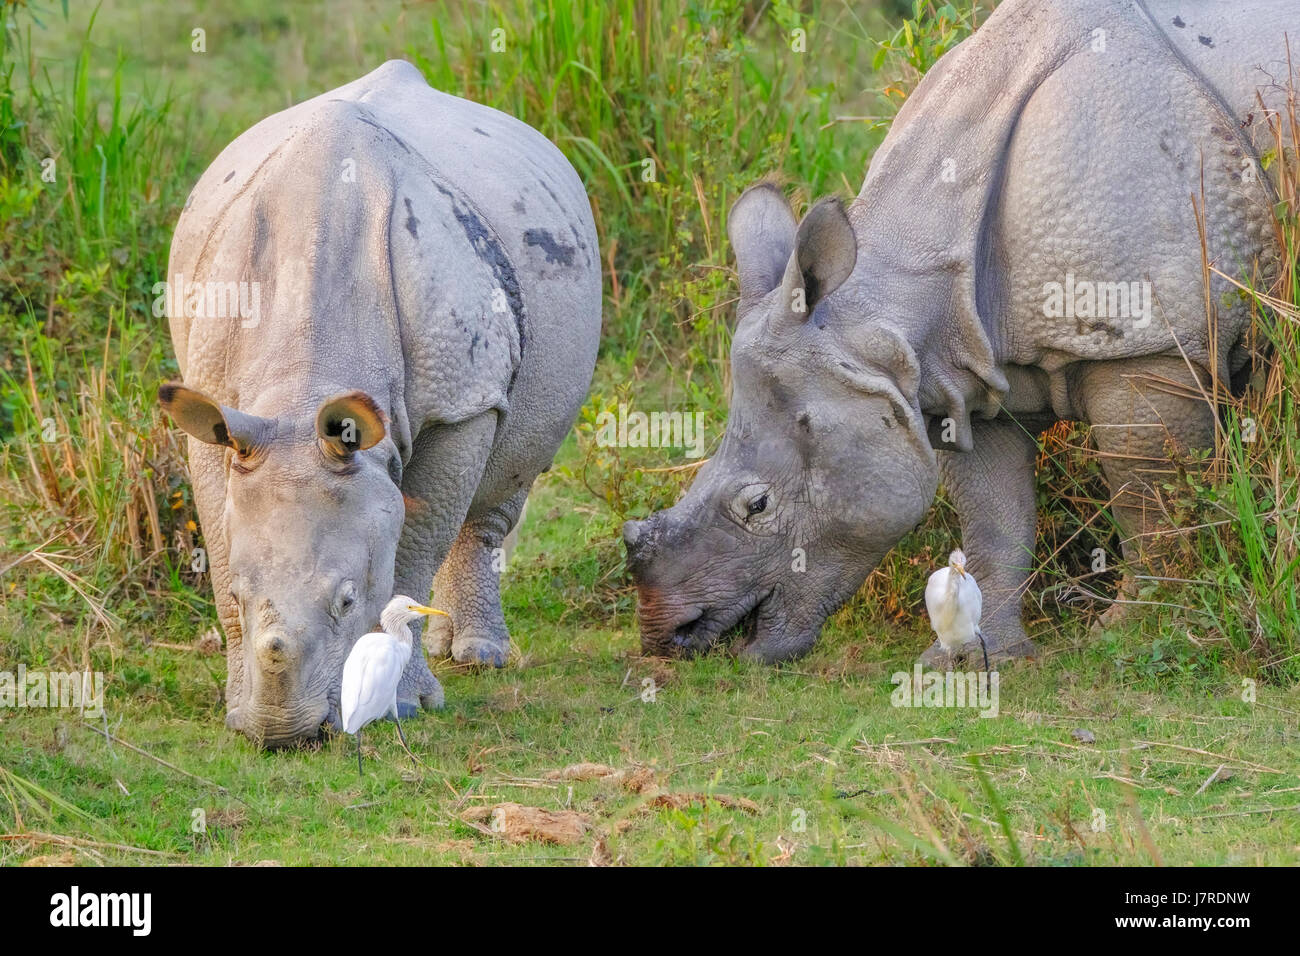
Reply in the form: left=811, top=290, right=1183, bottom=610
left=625, top=0, right=1295, bottom=665
left=159, top=61, right=600, bottom=746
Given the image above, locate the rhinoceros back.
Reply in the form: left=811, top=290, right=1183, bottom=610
left=855, top=0, right=1294, bottom=433
left=168, top=60, right=600, bottom=511
left=1141, top=0, right=1298, bottom=137
left=991, top=0, right=1296, bottom=397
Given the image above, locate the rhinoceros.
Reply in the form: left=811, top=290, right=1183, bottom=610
left=625, top=0, right=1295, bottom=664
left=159, top=61, right=600, bottom=746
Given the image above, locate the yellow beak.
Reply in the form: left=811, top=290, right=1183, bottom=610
left=407, top=603, right=450, bottom=617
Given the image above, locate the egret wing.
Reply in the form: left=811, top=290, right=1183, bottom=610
left=925, top=567, right=955, bottom=635
left=341, top=633, right=404, bottom=734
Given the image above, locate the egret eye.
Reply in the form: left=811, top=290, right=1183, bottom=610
left=747, top=494, right=768, bottom=517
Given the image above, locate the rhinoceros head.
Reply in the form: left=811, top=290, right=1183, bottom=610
left=160, top=383, right=405, bottom=745
left=625, top=184, right=939, bottom=662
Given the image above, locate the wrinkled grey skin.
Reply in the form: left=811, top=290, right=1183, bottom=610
left=627, top=0, right=1294, bottom=665
left=161, top=61, right=599, bottom=746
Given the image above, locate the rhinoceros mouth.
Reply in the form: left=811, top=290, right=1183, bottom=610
left=235, top=698, right=333, bottom=749
left=668, top=587, right=772, bottom=656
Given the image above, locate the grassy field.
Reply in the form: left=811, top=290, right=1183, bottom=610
left=1, top=0, right=1298, bottom=866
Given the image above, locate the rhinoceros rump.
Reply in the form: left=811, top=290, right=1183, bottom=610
left=161, top=61, right=600, bottom=746
left=626, top=0, right=1295, bottom=664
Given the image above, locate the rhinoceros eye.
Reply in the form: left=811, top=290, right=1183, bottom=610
left=732, top=483, right=773, bottom=527
left=333, top=579, right=358, bottom=619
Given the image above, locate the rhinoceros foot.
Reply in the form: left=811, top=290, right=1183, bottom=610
left=452, top=627, right=510, bottom=668
left=396, top=649, right=445, bottom=718
left=420, top=599, right=511, bottom=667
left=424, top=612, right=455, bottom=658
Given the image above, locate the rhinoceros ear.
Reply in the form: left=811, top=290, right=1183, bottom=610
left=728, top=183, right=797, bottom=315
left=779, top=196, right=857, bottom=322
left=316, top=391, right=386, bottom=457
left=158, top=383, right=271, bottom=455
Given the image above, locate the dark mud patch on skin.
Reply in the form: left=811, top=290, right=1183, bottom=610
left=404, top=197, right=420, bottom=239
left=429, top=179, right=526, bottom=359
left=353, top=112, right=412, bottom=153
left=523, top=228, right=576, bottom=267
left=1076, top=318, right=1125, bottom=340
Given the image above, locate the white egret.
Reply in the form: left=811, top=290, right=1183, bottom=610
left=924, top=549, right=990, bottom=671
left=341, top=595, right=448, bottom=775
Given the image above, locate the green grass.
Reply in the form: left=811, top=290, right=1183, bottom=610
left=1, top=0, right=1299, bottom=866
left=4, top=549, right=1298, bottom=865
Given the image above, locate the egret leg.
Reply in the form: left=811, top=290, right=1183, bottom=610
left=977, top=630, right=990, bottom=673
left=356, top=730, right=363, bottom=777
left=393, top=715, right=421, bottom=769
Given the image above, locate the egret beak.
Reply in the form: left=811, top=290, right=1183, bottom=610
left=952, top=563, right=966, bottom=578
left=407, top=603, right=450, bottom=617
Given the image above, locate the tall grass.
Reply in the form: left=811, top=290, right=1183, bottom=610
left=409, top=0, right=885, bottom=376
left=1183, top=89, right=1300, bottom=679
left=1, top=1, right=200, bottom=645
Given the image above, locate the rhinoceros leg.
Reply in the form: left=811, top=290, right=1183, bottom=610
left=922, top=418, right=1042, bottom=667
left=391, top=410, right=498, bottom=715
left=1078, top=356, right=1215, bottom=611
left=425, top=486, right=527, bottom=668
